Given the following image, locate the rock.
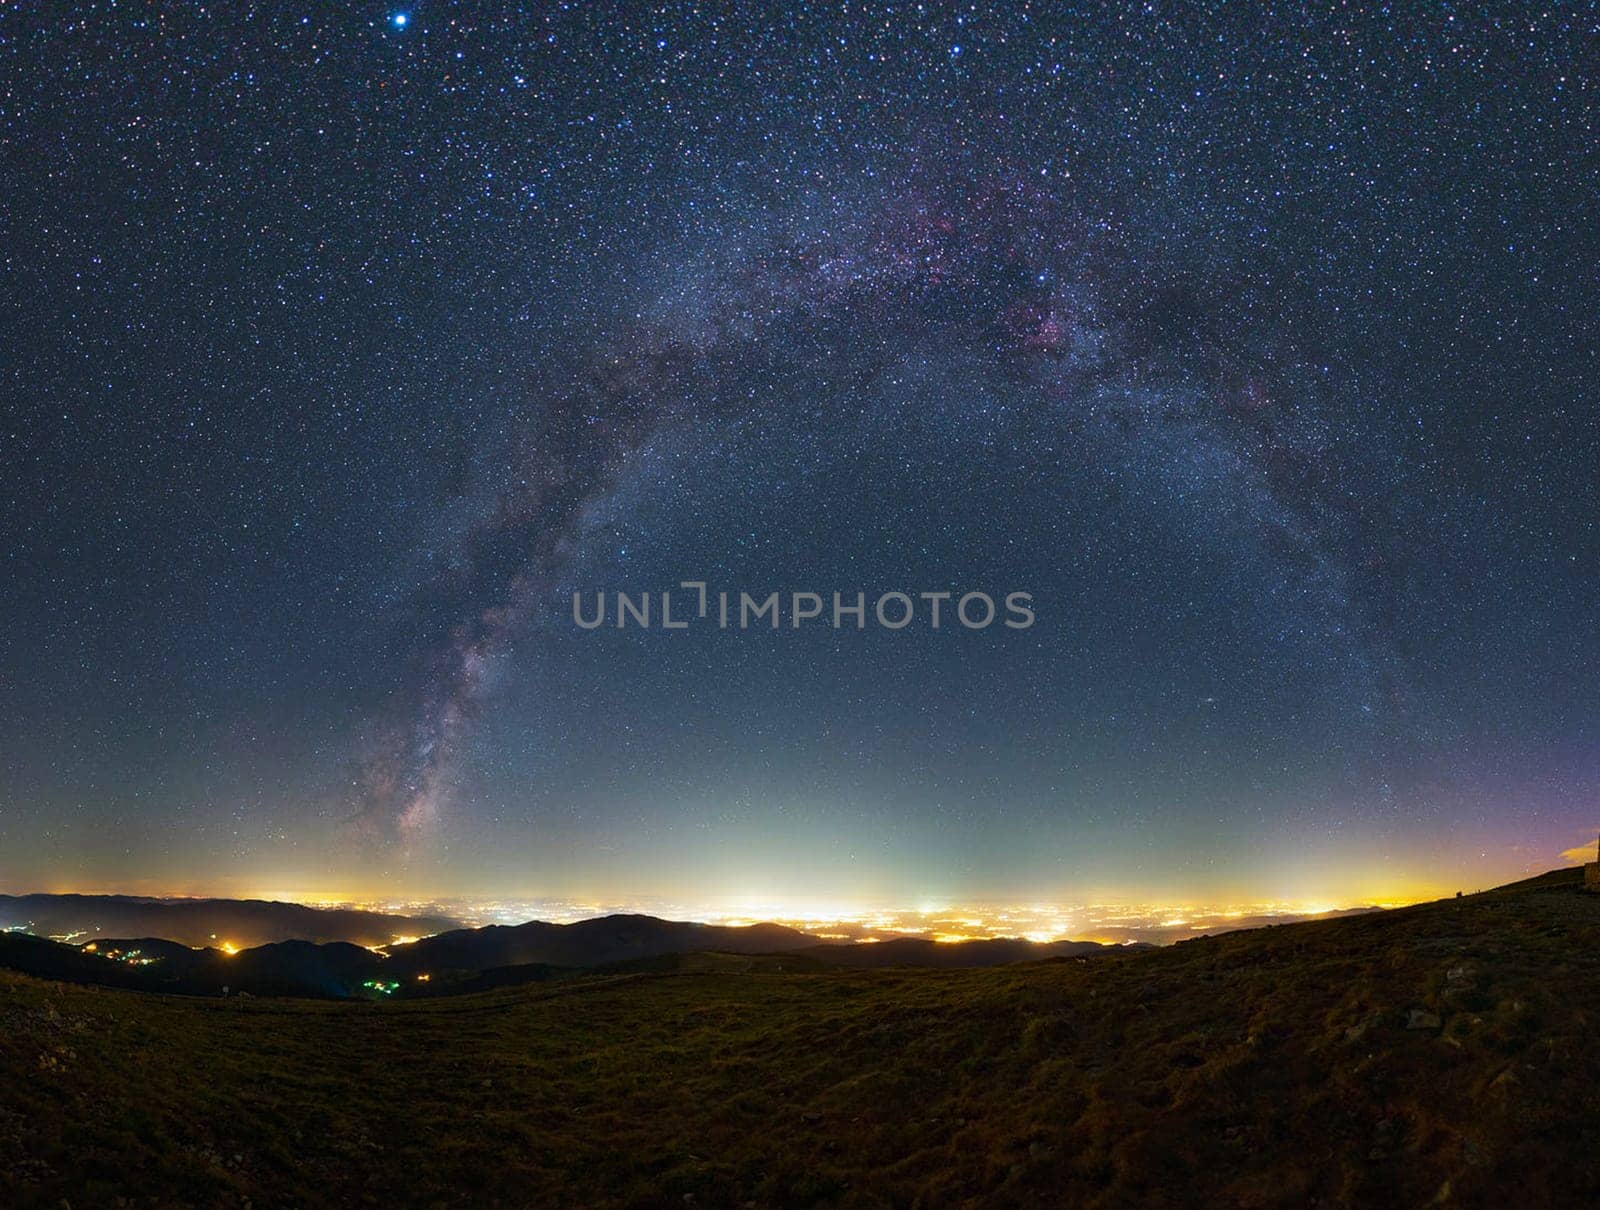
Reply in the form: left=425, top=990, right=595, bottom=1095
left=1345, top=1009, right=1389, bottom=1044
left=1406, top=1009, right=1442, bottom=1030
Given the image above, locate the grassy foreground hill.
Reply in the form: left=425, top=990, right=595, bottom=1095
left=3, top=870, right=1599, bottom=1208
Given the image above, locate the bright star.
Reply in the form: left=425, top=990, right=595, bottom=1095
left=392, top=13, right=409, bottom=28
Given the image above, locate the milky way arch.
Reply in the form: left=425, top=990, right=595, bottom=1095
left=350, top=176, right=1405, bottom=846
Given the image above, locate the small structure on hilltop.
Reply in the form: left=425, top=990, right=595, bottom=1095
left=1586, top=834, right=1600, bottom=892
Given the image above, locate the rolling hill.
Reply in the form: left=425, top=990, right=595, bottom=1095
left=3, top=869, right=1599, bottom=1206
left=381, top=913, right=819, bottom=975
left=0, top=893, right=460, bottom=950
left=0, top=912, right=1132, bottom=999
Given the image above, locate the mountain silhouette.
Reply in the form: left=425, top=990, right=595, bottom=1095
left=382, top=914, right=817, bottom=976
left=0, top=909, right=1129, bottom=998
left=0, top=893, right=460, bottom=949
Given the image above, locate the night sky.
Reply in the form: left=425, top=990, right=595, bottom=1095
left=2, top=4, right=1596, bottom=911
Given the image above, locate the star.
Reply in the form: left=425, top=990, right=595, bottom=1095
left=1, top=0, right=1592, bottom=908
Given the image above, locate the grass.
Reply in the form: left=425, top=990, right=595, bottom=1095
left=4, top=870, right=1600, bottom=1207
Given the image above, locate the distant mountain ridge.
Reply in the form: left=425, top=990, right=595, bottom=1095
left=382, top=913, right=818, bottom=976
left=0, top=892, right=461, bottom=949
left=0, top=908, right=1131, bottom=999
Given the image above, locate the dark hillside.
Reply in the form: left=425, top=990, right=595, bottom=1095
left=4, top=870, right=1600, bottom=1206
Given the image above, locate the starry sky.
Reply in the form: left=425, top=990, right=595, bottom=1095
left=2, top=3, right=1596, bottom=910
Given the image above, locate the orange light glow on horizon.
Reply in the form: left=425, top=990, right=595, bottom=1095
left=0, top=866, right=1499, bottom=951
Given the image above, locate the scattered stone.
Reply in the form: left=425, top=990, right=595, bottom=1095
left=1344, top=1009, right=1388, bottom=1044
left=1405, top=1009, right=1442, bottom=1031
